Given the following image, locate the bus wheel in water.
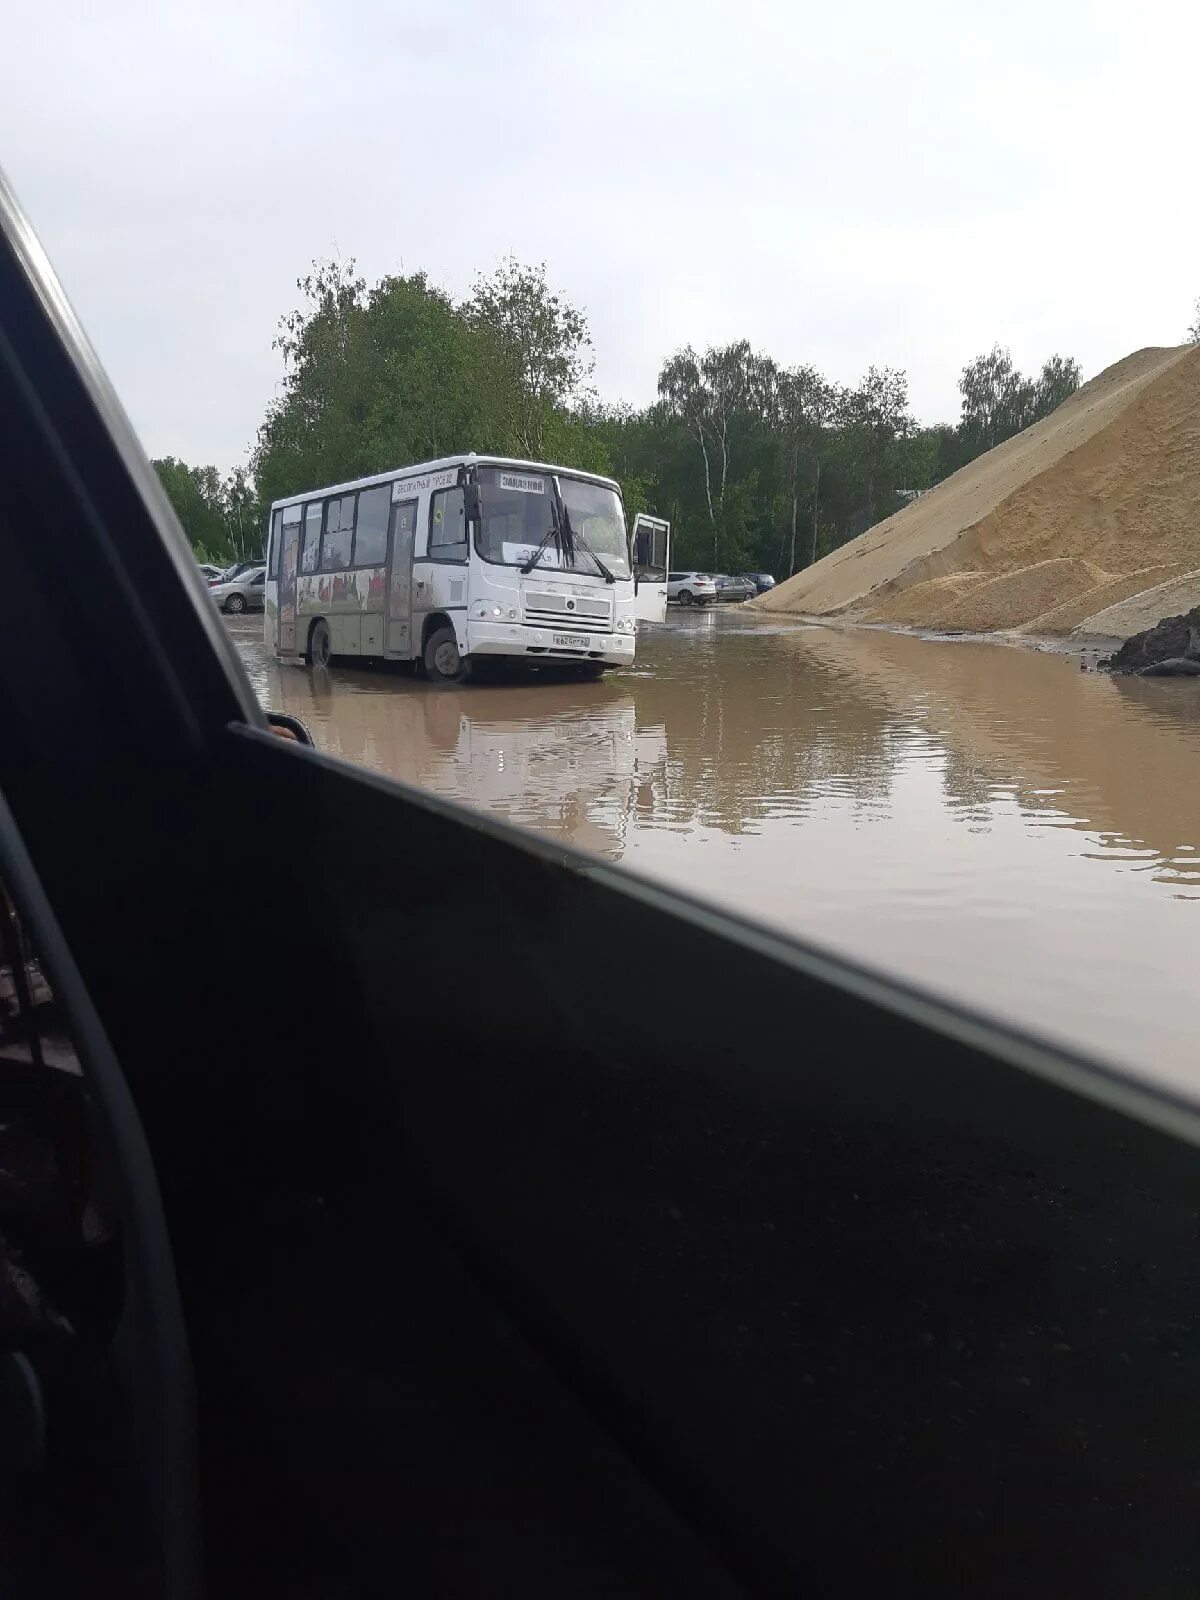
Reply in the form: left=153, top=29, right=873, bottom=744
left=577, top=663, right=607, bottom=681
left=307, top=619, right=331, bottom=669
left=424, top=625, right=467, bottom=685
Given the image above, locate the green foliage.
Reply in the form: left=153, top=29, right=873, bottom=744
left=152, top=456, right=264, bottom=563
left=957, top=345, right=1080, bottom=457
left=466, top=258, right=594, bottom=458
left=160, top=249, right=1085, bottom=585
left=251, top=256, right=608, bottom=507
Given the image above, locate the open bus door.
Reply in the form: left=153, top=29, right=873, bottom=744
left=631, top=513, right=670, bottom=624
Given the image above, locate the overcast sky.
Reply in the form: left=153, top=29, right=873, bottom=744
left=3, top=0, right=1198, bottom=471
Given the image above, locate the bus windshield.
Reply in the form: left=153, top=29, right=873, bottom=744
left=475, top=466, right=630, bottom=579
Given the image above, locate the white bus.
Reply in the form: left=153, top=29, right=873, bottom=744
left=263, top=453, right=640, bottom=683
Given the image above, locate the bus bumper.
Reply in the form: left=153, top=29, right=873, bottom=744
left=465, top=620, right=635, bottom=667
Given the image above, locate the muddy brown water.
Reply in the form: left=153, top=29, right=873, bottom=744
left=230, top=609, right=1200, bottom=1092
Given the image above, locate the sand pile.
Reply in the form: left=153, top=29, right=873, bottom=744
left=755, top=344, right=1200, bottom=642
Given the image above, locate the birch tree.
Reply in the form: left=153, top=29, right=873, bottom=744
left=659, top=340, right=774, bottom=567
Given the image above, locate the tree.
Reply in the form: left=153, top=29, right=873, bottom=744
left=152, top=457, right=231, bottom=559
left=1034, top=354, right=1081, bottom=416
left=1188, top=299, right=1200, bottom=344
left=842, top=366, right=912, bottom=524
left=958, top=345, right=1032, bottom=454
left=701, top=342, right=775, bottom=527
left=658, top=347, right=715, bottom=527
left=774, top=365, right=838, bottom=573
left=221, top=467, right=265, bottom=562
left=466, top=258, right=594, bottom=458
left=957, top=345, right=1080, bottom=461
left=254, top=260, right=522, bottom=504
left=152, top=458, right=265, bottom=563
left=658, top=340, right=774, bottom=567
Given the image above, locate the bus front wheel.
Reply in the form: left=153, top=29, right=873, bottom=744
left=307, top=619, right=331, bottom=669
left=424, top=625, right=467, bottom=686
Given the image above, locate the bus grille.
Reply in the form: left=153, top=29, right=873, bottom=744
left=523, top=590, right=612, bottom=629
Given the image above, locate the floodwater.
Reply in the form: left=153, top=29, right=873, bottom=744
left=231, top=610, right=1200, bottom=1092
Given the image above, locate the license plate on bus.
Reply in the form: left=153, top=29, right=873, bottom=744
left=552, top=632, right=590, bottom=648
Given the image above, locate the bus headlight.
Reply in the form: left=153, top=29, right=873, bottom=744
left=471, top=600, right=515, bottom=620
left=614, top=617, right=636, bottom=633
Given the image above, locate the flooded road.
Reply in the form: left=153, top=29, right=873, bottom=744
left=231, top=610, right=1200, bottom=1090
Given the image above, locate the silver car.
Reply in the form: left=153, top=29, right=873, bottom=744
left=211, top=566, right=266, bottom=614
left=713, top=574, right=757, bottom=603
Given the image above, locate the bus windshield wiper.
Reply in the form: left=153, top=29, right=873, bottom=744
left=554, top=478, right=615, bottom=585
left=521, top=480, right=615, bottom=584
left=520, top=512, right=562, bottom=575
left=568, top=517, right=616, bottom=584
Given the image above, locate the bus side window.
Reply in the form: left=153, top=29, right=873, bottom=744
left=300, top=503, right=322, bottom=574
left=268, top=509, right=281, bottom=577
left=321, top=495, right=355, bottom=571
left=429, top=487, right=467, bottom=562
left=353, top=485, right=390, bottom=567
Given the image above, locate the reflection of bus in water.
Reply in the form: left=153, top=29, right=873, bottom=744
left=264, top=454, right=639, bottom=685
left=268, top=666, right=669, bottom=859
left=434, top=700, right=669, bottom=857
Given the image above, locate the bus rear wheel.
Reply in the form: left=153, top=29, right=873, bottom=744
left=307, top=619, right=331, bottom=669
left=424, top=625, right=467, bottom=686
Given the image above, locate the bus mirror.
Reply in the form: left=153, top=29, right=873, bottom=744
left=463, top=482, right=482, bottom=524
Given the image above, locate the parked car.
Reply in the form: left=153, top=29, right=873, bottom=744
left=219, top=558, right=267, bottom=584
left=211, top=566, right=266, bottom=614
left=713, top=574, right=757, bottom=603
left=197, top=562, right=224, bottom=584
left=666, top=571, right=718, bottom=606
left=741, top=572, right=777, bottom=594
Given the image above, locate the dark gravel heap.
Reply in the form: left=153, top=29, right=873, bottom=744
left=1108, top=605, right=1200, bottom=676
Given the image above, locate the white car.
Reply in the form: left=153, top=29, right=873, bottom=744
left=666, top=571, right=718, bottom=607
